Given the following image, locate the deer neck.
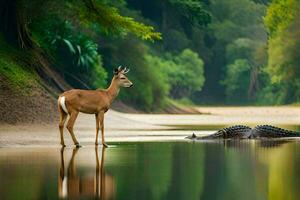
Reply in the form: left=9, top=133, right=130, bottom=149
left=106, top=77, right=120, bottom=104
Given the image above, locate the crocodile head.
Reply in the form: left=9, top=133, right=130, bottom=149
left=185, top=133, right=197, bottom=139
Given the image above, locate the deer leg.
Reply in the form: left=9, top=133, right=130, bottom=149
left=59, top=147, right=65, bottom=178
left=66, top=111, right=80, bottom=147
left=58, top=147, right=65, bottom=198
left=100, top=146, right=106, bottom=199
left=68, top=148, right=79, bottom=177
left=95, top=113, right=99, bottom=145
left=95, top=146, right=100, bottom=197
left=99, top=112, right=108, bottom=147
left=58, top=107, right=67, bottom=147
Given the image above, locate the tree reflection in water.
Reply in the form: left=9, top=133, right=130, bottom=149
left=0, top=141, right=300, bottom=200
left=58, top=147, right=115, bottom=199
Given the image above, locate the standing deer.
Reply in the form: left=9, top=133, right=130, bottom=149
left=57, top=66, right=133, bottom=148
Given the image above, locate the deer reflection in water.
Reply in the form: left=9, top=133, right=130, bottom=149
left=58, top=147, right=114, bottom=199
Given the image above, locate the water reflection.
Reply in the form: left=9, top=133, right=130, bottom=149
left=220, top=139, right=291, bottom=149
left=0, top=141, right=300, bottom=200
left=58, top=147, right=114, bottom=199
left=199, top=140, right=300, bottom=200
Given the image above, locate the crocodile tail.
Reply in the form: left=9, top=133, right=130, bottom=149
left=253, top=125, right=300, bottom=138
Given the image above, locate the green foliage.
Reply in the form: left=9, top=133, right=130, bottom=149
left=264, top=0, right=297, bottom=37
left=210, top=0, right=266, bottom=41
left=146, top=49, right=205, bottom=99
left=3, top=0, right=212, bottom=109
left=6, top=0, right=300, bottom=108
left=71, top=0, right=161, bottom=41
left=31, top=19, right=107, bottom=88
left=100, top=36, right=169, bottom=110
left=226, top=38, right=256, bottom=63
left=222, top=59, right=251, bottom=103
left=205, top=0, right=267, bottom=103
left=101, top=37, right=204, bottom=110
left=0, top=35, right=36, bottom=90
left=20, top=0, right=161, bottom=41
left=22, top=0, right=165, bottom=105
left=223, top=37, right=267, bottom=102
left=0, top=56, right=35, bottom=90
left=171, top=49, right=205, bottom=98
left=262, top=2, right=300, bottom=104
left=257, top=83, right=287, bottom=105
left=90, top=62, right=107, bottom=88
left=169, top=97, right=196, bottom=106
left=168, top=0, right=211, bottom=26
left=163, top=29, right=191, bottom=52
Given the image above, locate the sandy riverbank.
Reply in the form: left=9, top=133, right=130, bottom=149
left=1, top=106, right=300, bottom=147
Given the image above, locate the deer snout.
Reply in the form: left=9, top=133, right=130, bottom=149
left=129, top=83, right=133, bottom=87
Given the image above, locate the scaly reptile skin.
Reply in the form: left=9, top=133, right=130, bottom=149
left=186, top=125, right=300, bottom=140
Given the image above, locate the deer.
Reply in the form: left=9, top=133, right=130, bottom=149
left=57, top=66, right=133, bottom=148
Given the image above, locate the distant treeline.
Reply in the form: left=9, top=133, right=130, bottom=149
left=1, top=0, right=299, bottom=110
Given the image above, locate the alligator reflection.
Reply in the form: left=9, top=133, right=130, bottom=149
left=58, top=147, right=114, bottom=199
left=221, top=139, right=291, bottom=149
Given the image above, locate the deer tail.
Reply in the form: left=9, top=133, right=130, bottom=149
left=58, top=96, right=69, bottom=114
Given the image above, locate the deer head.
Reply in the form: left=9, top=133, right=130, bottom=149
left=113, top=66, right=133, bottom=88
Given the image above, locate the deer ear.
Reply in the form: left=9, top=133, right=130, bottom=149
left=113, top=68, right=119, bottom=75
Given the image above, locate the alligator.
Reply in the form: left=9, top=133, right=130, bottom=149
left=186, top=125, right=300, bottom=140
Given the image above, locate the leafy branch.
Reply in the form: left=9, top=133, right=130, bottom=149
left=79, top=0, right=162, bottom=41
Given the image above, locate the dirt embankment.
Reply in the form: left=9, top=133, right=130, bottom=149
left=0, top=75, right=58, bottom=124
left=0, top=35, right=64, bottom=124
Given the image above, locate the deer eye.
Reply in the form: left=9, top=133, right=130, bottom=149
left=120, top=77, right=126, bottom=80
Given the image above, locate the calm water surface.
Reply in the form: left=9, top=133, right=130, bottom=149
left=0, top=140, right=300, bottom=200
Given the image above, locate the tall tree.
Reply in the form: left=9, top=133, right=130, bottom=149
left=262, top=0, right=300, bottom=104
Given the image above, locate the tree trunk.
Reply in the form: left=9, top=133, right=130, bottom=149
left=248, top=64, right=259, bottom=99
left=0, top=0, right=33, bottom=49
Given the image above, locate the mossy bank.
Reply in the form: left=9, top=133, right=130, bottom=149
left=0, top=36, right=58, bottom=124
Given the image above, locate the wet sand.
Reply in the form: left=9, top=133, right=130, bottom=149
left=1, top=106, right=300, bottom=147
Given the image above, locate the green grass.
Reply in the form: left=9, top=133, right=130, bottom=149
left=0, top=34, right=37, bottom=90
left=167, top=97, right=196, bottom=107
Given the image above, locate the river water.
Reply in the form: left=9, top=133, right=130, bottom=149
left=0, top=140, right=300, bottom=200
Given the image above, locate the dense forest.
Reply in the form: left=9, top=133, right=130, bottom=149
left=1, top=0, right=299, bottom=111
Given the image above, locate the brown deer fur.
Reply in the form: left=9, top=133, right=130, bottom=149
left=57, top=67, right=133, bottom=147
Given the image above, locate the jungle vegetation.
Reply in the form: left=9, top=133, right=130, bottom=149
left=0, top=0, right=299, bottom=110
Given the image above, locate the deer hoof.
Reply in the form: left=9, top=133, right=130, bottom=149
left=103, top=143, right=108, bottom=148
left=75, top=143, right=82, bottom=148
